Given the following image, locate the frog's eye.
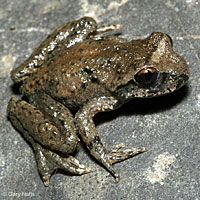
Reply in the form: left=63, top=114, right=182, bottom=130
left=134, top=67, right=159, bottom=87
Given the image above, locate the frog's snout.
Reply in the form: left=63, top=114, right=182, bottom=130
left=176, top=73, right=189, bottom=90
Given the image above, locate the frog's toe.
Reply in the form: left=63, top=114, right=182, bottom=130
left=111, top=143, right=126, bottom=152
left=42, top=175, right=51, bottom=187
left=107, top=146, right=146, bottom=165
left=64, top=156, right=92, bottom=175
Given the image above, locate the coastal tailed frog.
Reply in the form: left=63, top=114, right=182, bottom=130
left=7, top=17, right=189, bottom=186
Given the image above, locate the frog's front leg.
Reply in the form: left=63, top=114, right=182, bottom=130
left=7, top=96, right=91, bottom=186
left=75, top=96, right=146, bottom=182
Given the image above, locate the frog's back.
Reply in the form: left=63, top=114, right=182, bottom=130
left=20, top=39, right=143, bottom=109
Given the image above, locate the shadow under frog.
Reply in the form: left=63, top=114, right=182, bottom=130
left=95, top=85, right=189, bottom=127
left=7, top=17, right=189, bottom=186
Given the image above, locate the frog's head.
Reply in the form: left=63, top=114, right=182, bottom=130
left=116, top=32, right=189, bottom=99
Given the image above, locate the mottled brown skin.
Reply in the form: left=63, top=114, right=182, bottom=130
left=7, top=17, right=189, bottom=186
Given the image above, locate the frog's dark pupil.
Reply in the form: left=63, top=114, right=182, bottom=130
left=144, top=70, right=153, bottom=82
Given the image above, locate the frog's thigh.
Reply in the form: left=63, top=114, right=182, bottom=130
left=30, top=92, right=80, bottom=154
left=75, top=96, right=146, bottom=182
left=8, top=97, right=91, bottom=186
left=8, top=97, right=77, bottom=153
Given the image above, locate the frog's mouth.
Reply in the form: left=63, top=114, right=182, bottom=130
left=115, top=72, right=188, bottom=100
left=144, top=72, right=189, bottom=97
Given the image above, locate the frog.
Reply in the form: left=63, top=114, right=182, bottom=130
left=7, top=17, right=189, bottom=186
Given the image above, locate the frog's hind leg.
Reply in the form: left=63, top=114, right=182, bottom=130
left=34, top=143, right=92, bottom=186
left=75, top=96, right=146, bottom=183
left=7, top=97, right=91, bottom=186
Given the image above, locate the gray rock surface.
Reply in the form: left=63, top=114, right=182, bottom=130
left=0, top=0, right=199, bottom=199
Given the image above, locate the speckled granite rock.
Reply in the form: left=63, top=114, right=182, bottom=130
left=0, top=0, right=199, bottom=199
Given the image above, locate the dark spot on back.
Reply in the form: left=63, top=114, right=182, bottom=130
left=81, top=83, right=87, bottom=89
left=29, top=83, right=34, bottom=88
left=82, top=67, right=93, bottom=75
left=79, top=48, right=83, bottom=53
left=36, top=80, right=40, bottom=86
left=49, top=136, right=54, bottom=140
left=90, top=76, right=99, bottom=84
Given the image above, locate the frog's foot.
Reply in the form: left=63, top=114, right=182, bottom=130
left=34, top=143, right=92, bottom=186
left=107, top=143, right=146, bottom=165
left=96, top=144, right=146, bottom=183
